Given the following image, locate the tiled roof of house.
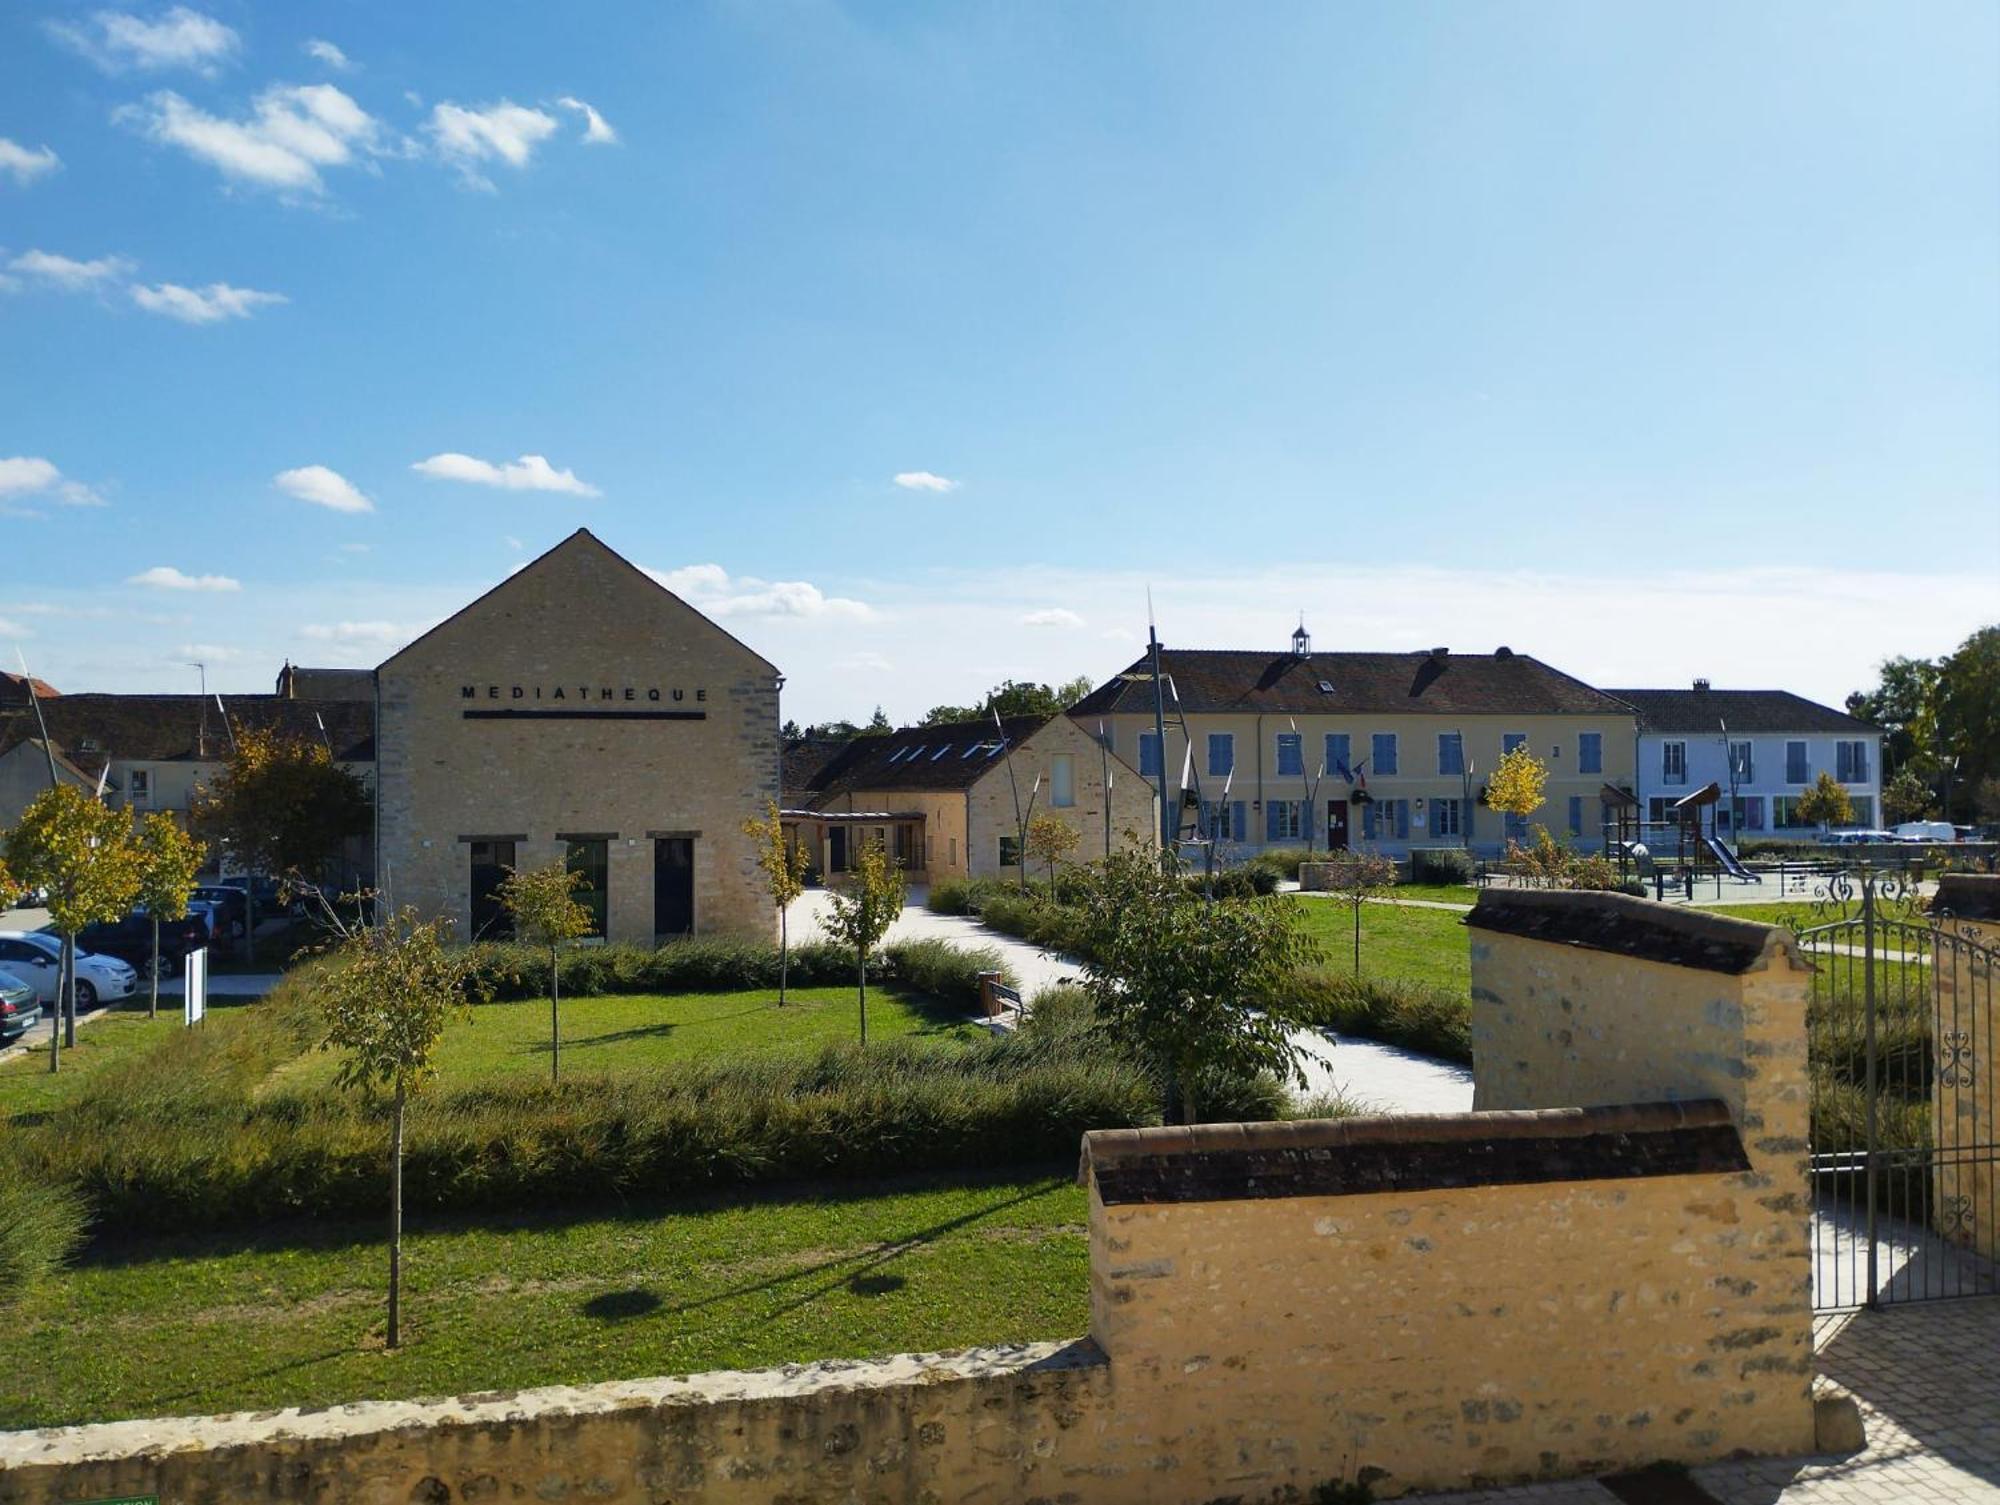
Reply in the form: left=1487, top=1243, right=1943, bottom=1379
left=0, top=671, right=60, bottom=704
left=1069, top=648, right=1627, bottom=718
left=0, top=694, right=376, bottom=769
left=793, top=716, right=1052, bottom=801
left=276, top=664, right=376, bottom=701
left=1604, top=688, right=1873, bottom=736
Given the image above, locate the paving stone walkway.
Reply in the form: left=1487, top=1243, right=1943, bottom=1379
left=1417, top=1296, right=2000, bottom=1503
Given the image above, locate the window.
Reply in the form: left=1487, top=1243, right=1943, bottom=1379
left=1648, top=797, right=1677, bottom=824
left=1772, top=796, right=1805, bottom=829
left=998, top=835, right=1022, bottom=868
left=1786, top=741, right=1808, bottom=784
left=1051, top=753, right=1075, bottom=808
left=1568, top=796, right=1584, bottom=838
left=1325, top=733, right=1351, bottom=779
left=894, top=824, right=920, bottom=867
left=1436, top=733, right=1464, bottom=777
left=949, top=837, right=958, bottom=867
left=1729, top=741, right=1754, bottom=783
left=1275, top=733, right=1303, bottom=777
left=1139, top=732, right=1161, bottom=778
left=129, top=768, right=150, bottom=801
left=1371, top=733, right=1397, bottom=776
left=1266, top=799, right=1303, bottom=841
left=1743, top=796, right=1765, bottom=832
left=1432, top=797, right=1462, bottom=838
left=1207, top=733, right=1234, bottom=778
left=1362, top=797, right=1410, bottom=841
left=1662, top=741, right=1687, bottom=786
left=1201, top=800, right=1242, bottom=843
left=1850, top=796, right=1875, bottom=826
left=565, top=838, right=608, bottom=938
left=469, top=840, right=517, bottom=940
left=1503, top=732, right=1528, bottom=756
left=1837, top=740, right=1869, bottom=783
left=1578, top=733, right=1602, bottom=775
left=1504, top=810, right=1529, bottom=844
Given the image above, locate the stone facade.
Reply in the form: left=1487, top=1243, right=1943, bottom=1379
left=375, top=531, right=781, bottom=943
left=965, top=713, right=1156, bottom=879
left=1932, top=875, right=1999, bottom=1264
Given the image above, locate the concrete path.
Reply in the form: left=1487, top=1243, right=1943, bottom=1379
left=1416, top=1296, right=2000, bottom=1503
left=787, top=887, right=1475, bottom=1116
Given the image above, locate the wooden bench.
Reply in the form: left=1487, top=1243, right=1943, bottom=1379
left=977, top=972, right=1030, bottom=1029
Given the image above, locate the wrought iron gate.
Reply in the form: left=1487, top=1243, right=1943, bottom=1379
left=1797, top=870, right=1998, bottom=1310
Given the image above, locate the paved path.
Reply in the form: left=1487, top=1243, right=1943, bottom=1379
left=1418, top=1297, right=2000, bottom=1503
left=787, top=888, right=1475, bottom=1115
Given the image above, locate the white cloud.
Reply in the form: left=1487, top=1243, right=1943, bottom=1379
left=427, top=101, right=558, bottom=186
left=48, top=6, right=240, bottom=75
left=300, top=620, right=409, bottom=645
left=275, top=465, right=372, bottom=514
left=0, top=456, right=103, bottom=507
left=1022, top=608, right=1085, bottom=629
left=131, top=279, right=288, bottom=323
left=644, top=563, right=873, bottom=621
left=122, top=84, right=382, bottom=194
left=0, top=139, right=61, bottom=185
left=7, top=249, right=135, bottom=290
left=128, top=565, right=240, bottom=591
left=556, top=96, right=618, bottom=144
left=893, top=471, right=959, bottom=493
left=176, top=641, right=242, bottom=661
left=412, top=451, right=599, bottom=496
left=304, top=39, right=351, bottom=71
left=0, top=617, right=32, bottom=638
left=837, top=651, right=894, bottom=673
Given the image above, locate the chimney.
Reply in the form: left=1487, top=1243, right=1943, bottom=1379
left=1694, top=677, right=1711, bottom=692
left=1430, top=646, right=1449, bottom=658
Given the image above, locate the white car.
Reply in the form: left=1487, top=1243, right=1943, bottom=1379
left=0, top=931, right=139, bottom=1010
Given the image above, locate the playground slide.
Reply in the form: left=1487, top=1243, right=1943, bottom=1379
left=1701, top=835, right=1760, bottom=883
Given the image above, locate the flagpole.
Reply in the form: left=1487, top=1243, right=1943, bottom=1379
left=16, top=649, right=59, bottom=789
left=993, top=706, right=1028, bottom=892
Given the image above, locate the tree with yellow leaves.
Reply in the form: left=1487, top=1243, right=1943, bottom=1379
left=133, top=813, right=206, bottom=1019
left=742, top=800, right=811, bottom=1007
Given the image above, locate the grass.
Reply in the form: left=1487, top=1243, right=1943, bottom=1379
left=266, top=985, right=976, bottom=1093
left=1287, top=897, right=1471, bottom=995
left=0, top=1171, right=1089, bottom=1429
left=0, top=1000, right=251, bottom=1124
left=1375, top=883, right=1477, bottom=906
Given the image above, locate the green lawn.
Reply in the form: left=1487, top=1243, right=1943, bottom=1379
left=0, top=1172, right=1087, bottom=1429
left=1288, top=897, right=1470, bottom=994
left=266, top=985, right=978, bottom=1093
left=1379, top=882, right=1478, bottom=906
left=0, top=1000, right=253, bottom=1124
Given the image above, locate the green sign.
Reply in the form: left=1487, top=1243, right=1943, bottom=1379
left=78, top=1496, right=157, bottom=1505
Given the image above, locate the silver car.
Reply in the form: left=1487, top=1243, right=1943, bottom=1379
left=0, top=968, right=41, bottom=1040
left=0, top=931, right=140, bottom=1010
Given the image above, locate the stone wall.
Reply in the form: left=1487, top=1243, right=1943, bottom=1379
left=0, top=893, right=1823, bottom=1503
left=1932, top=874, right=1999, bottom=1262
left=966, top=714, right=1155, bottom=879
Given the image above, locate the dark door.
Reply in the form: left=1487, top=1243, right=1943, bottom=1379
left=1326, top=800, right=1350, bottom=852
left=654, top=838, right=694, bottom=937
left=828, top=825, right=848, bottom=873
left=468, top=840, right=516, bottom=940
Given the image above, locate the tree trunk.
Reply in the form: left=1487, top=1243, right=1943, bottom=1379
left=61, top=933, right=75, bottom=1048
left=245, top=886, right=256, bottom=968
left=777, top=906, right=789, bottom=1007
left=550, top=943, right=561, bottom=1084
left=149, top=913, right=160, bottom=1020
left=1352, top=900, right=1362, bottom=975
left=388, top=1082, right=405, bottom=1349
left=47, top=939, right=62, bottom=1075
left=857, top=950, right=868, bottom=1046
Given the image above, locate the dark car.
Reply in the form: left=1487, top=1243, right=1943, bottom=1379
left=72, top=910, right=211, bottom=976
left=189, top=885, right=250, bottom=939
left=0, top=969, right=41, bottom=1041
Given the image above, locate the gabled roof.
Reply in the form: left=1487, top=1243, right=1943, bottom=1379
left=276, top=664, right=375, bottom=701
left=1605, top=688, right=1873, bottom=737
left=0, top=694, right=375, bottom=767
left=0, top=671, right=59, bottom=704
left=378, top=529, right=779, bottom=677
left=794, top=716, right=1054, bottom=800
left=1070, top=648, right=1628, bottom=718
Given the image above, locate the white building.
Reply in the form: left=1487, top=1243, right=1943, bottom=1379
left=1608, top=682, right=1883, bottom=839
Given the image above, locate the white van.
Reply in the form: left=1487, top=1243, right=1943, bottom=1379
left=1893, top=820, right=1955, bottom=843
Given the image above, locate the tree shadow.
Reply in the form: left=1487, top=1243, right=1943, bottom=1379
left=581, top=1287, right=664, bottom=1321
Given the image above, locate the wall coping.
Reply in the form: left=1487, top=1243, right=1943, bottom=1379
left=1466, top=888, right=1802, bottom=975
left=1934, top=874, right=2000, bottom=921
left=1080, top=1101, right=1747, bottom=1206
left=0, top=1339, right=1103, bottom=1472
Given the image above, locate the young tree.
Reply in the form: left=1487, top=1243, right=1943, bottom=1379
left=1794, top=770, right=1855, bottom=833
left=1485, top=743, right=1549, bottom=835
left=315, top=908, right=480, bottom=1348
left=1074, top=848, right=1319, bottom=1123
left=4, top=785, right=141, bottom=1070
left=132, top=813, right=206, bottom=1019
left=1882, top=768, right=1937, bottom=827
left=1321, top=851, right=1397, bottom=974
left=497, top=861, right=594, bottom=1081
left=192, top=727, right=371, bottom=962
left=742, top=800, right=812, bottom=1006
left=1024, top=812, right=1081, bottom=897
left=822, top=841, right=904, bottom=1045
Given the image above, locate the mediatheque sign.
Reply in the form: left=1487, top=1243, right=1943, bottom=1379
left=461, top=684, right=706, bottom=704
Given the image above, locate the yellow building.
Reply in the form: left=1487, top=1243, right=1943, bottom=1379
left=1069, top=627, right=1638, bottom=859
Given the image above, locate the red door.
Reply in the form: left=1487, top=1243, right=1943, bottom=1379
left=1326, top=800, right=1350, bottom=851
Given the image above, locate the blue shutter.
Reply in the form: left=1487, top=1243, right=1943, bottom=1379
left=1266, top=801, right=1282, bottom=841
left=1362, top=803, right=1376, bottom=840
left=1396, top=800, right=1410, bottom=839
left=1231, top=801, right=1245, bottom=842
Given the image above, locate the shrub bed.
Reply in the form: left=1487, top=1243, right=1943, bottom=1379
left=1289, top=967, right=1472, bottom=1064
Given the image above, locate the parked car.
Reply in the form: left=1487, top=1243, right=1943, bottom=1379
left=1824, top=830, right=1897, bottom=846
left=0, top=932, right=139, bottom=1009
left=74, top=909, right=211, bottom=975
left=0, top=968, right=42, bottom=1041
left=1893, top=820, right=1956, bottom=843
left=189, top=885, right=250, bottom=938
left=217, top=874, right=313, bottom=919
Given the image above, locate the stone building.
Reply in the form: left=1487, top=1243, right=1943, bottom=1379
left=374, top=530, right=782, bottom=943
left=783, top=713, right=1155, bottom=884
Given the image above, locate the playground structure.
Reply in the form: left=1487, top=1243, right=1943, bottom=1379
left=1608, top=780, right=1762, bottom=897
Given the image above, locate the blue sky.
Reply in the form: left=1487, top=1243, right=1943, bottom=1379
left=3, top=1, right=1996, bottom=723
